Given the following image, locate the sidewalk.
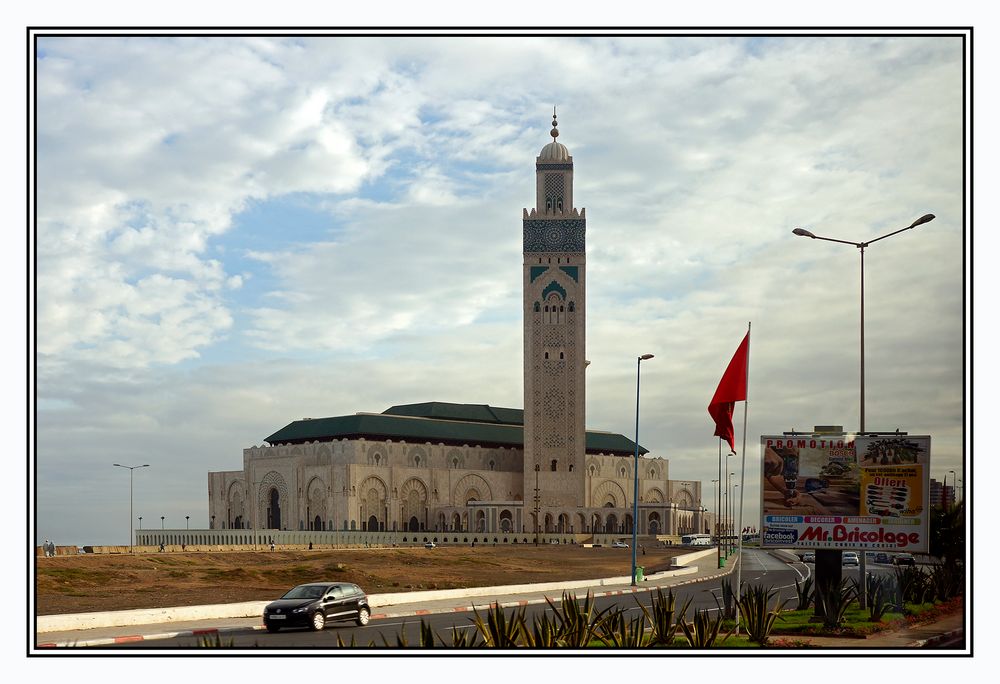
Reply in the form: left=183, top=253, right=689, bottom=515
left=779, top=610, right=965, bottom=649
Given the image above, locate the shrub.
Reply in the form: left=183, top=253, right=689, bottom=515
left=678, top=607, right=730, bottom=648
left=640, top=587, right=689, bottom=647
left=737, top=583, right=789, bottom=645
left=794, top=576, right=814, bottom=611
left=817, top=578, right=856, bottom=629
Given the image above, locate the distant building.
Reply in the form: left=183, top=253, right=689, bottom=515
left=929, top=478, right=955, bottom=508
left=206, top=113, right=704, bottom=541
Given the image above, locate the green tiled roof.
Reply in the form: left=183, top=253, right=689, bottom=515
left=263, top=401, right=647, bottom=455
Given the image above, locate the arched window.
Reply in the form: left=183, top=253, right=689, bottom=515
left=559, top=351, right=564, bottom=360
left=568, top=302, right=575, bottom=312
left=534, top=302, right=540, bottom=312
left=550, top=460, right=558, bottom=472
left=620, top=467, right=627, bottom=478
left=489, top=460, right=495, bottom=471
left=544, top=352, right=549, bottom=360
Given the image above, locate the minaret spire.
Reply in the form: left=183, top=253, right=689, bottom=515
left=550, top=107, right=559, bottom=140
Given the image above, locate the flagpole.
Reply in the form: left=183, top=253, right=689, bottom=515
left=717, top=438, right=723, bottom=569
left=735, top=321, right=751, bottom=633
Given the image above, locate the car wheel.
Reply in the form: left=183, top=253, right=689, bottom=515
left=265, top=623, right=281, bottom=633
left=311, top=611, right=326, bottom=631
left=356, top=607, right=370, bottom=626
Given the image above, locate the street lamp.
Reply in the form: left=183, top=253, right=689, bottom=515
left=632, top=353, right=654, bottom=587
left=211, top=515, right=216, bottom=529
left=112, top=463, right=149, bottom=554
left=794, top=212, right=933, bottom=609
left=186, top=515, right=190, bottom=530
left=792, top=214, right=934, bottom=434
left=160, top=515, right=165, bottom=530
left=138, top=516, right=143, bottom=529
left=948, top=470, right=956, bottom=508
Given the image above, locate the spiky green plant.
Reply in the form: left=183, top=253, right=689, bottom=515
left=545, top=591, right=613, bottom=648
left=736, top=583, right=789, bottom=645
left=864, top=574, right=895, bottom=622
left=335, top=632, right=359, bottom=647
left=817, top=578, right=856, bottom=628
left=520, top=609, right=562, bottom=648
left=678, top=607, right=730, bottom=648
left=640, top=587, right=689, bottom=646
left=794, top=576, right=814, bottom=610
left=471, top=601, right=525, bottom=648
left=713, top=579, right=738, bottom=620
left=595, top=608, right=647, bottom=648
left=894, top=564, right=930, bottom=605
left=196, top=633, right=234, bottom=647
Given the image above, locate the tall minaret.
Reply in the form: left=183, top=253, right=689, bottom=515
left=522, top=109, right=587, bottom=513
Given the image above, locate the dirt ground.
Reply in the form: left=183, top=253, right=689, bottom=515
left=35, top=544, right=685, bottom=615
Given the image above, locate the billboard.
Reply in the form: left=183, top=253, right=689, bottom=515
left=760, top=433, right=930, bottom=552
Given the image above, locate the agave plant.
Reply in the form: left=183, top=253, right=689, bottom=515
left=545, top=591, right=613, bottom=648
left=817, top=578, right=856, bottom=629
left=713, top=579, right=738, bottom=620
left=595, top=608, right=647, bottom=648
left=640, top=587, right=689, bottom=647
left=471, top=601, right=525, bottom=647
left=678, top=607, right=730, bottom=648
left=520, top=609, right=562, bottom=648
left=736, top=583, right=789, bottom=645
left=794, top=576, right=814, bottom=611
left=864, top=574, right=896, bottom=622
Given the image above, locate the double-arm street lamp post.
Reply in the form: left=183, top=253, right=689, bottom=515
left=631, top=353, right=654, bottom=586
left=793, top=212, right=934, bottom=609
left=113, top=463, right=149, bottom=554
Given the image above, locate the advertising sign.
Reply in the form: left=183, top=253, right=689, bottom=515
left=760, top=434, right=930, bottom=552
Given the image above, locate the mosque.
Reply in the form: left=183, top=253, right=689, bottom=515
left=201, top=114, right=706, bottom=545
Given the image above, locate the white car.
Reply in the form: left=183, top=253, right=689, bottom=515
left=424, top=542, right=436, bottom=549
left=802, top=552, right=816, bottom=563
left=842, top=551, right=860, bottom=566
left=611, top=540, right=629, bottom=549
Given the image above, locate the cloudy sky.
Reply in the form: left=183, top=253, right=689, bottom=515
left=30, top=30, right=969, bottom=546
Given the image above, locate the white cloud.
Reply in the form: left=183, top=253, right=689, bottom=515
left=33, top=33, right=968, bottom=546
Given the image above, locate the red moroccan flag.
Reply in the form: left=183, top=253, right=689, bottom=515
left=708, top=332, right=749, bottom=452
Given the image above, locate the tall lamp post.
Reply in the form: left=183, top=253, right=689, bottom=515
left=160, top=516, right=165, bottom=529
left=138, top=516, right=143, bottom=529
left=186, top=515, right=190, bottom=530
left=112, top=463, right=149, bottom=554
left=711, top=478, right=720, bottom=564
left=792, top=214, right=934, bottom=434
left=793, top=212, right=934, bottom=609
left=948, top=470, right=956, bottom=508
left=533, top=464, right=540, bottom=546
left=631, top=353, right=654, bottom=587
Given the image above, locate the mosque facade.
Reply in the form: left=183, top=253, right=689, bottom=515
left=205, top=115, right=705, bottom=542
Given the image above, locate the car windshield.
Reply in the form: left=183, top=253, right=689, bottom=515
left=281, top=585, right=327, bottom=600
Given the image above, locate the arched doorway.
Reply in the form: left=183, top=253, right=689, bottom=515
left=367, top=515, right=379, bottom=531
left=476, top=510, right=486, bottom=532
left=605, top=514, right=618, bottom=534
left=499, top=510, right=513, bottom=532
left=408, top=516, right=420, bottom=532
left=648, top=513, right=660, bottom=536
left=266, top=488, right=281, bottom=529
left=313, top=515, right=321, bottom=531
left=451, top=513, right=462, bottom=531
left=232, top=515, right=242, bottom=529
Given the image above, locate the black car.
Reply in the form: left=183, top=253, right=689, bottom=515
left=263, top=582, right=370, bottom=632
left=892, top=553, right=916, bottom=566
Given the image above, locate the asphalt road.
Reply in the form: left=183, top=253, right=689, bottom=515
left=93, top=549, right=814, bottom=649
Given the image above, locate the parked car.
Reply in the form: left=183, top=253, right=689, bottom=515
left=263, top=582, right=370, bottom=632
left=424, top=541, right=437, bottom=548
left=548, top=539, right=560, bottom=545
left=893, top=552, right=916, bottom=566
left=801, top=552, right=816, bottom=563
left=611, top=540, right=629, bottom=549
left=874, top=552, right=891, bottom=564
left=842, top=551, right=860, bottom=566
